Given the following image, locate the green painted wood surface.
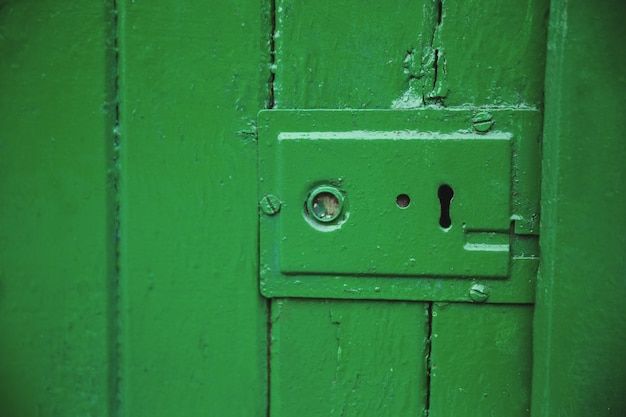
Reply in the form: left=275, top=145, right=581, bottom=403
left=7, top=0, right=625, bottom=416
left=532, top=1, right=626, bottom=416
left=274, top=0, right=426, bottom=109
left=270, top=299, right=429, bottom=417
left=271, top=2, right=435, bottom=414
left=430, top=304, right=533, bottom=416
left=270, top=1, right=542, bottom=415
left=0, top=2, right=116, bottom=416
left=117, top=0, right=268, bottom=415
left=434, top=0, right=548, bottom=107
left=274, top=0, right=548, bottom=109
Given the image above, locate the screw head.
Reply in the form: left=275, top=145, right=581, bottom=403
left=469, top=283, right=490, bottom=303
left=260, top=194, right=281, bottom=216
left=472, top=112, right=494, bottom=133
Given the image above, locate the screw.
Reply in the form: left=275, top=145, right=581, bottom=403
left=472, top=112, right=494, bottom=133
left=469, top=283, right=490, bottom=302
left=260, top=194, right=281, bottom=216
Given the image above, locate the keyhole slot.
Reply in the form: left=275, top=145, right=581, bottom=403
left=438, top=184, right=454, bottom=229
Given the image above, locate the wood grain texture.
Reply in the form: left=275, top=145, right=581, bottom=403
left=533, top=1, right=626, bottom=415
left=274, top=0, right=426, bottom=109
left=0, top=1, right=116, bottom=416
left=270, top=2, right=432, bottom=415
left=436, top=0, right=549, bottom=107
left=269, top=1, right=545, bottom=415
left=429, top=304, right=533, bottom=417
left=117, top=0, right=269, bottom=415
left=270, top=299, right=429, bottom=417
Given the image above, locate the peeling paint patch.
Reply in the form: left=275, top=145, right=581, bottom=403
left=392, top=85, right=424, bottom=109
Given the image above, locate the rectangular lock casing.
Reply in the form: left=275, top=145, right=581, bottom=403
left=258, top=110, right=541, bottom=303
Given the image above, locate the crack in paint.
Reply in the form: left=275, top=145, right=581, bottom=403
left=422, top=0, right=448, bottom=105
left=424, top=302, right=434, bottom=416
left=265, top=2, right=277, bottom=413
left=110, top=0, right=123, bottom=415
left=267, top=0, right=276, bottom=109
left=329, top=307, right=341, bottom=415
left=392, top=0, right=447, bottom=108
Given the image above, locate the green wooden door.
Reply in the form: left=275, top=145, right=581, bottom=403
left=1, top=1, right=625, bottom=417
left=265, top=2, right=544, bottom=415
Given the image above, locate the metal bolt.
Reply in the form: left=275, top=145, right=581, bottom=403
left=472, top=112, right=494, bottom=133
left=469, top=283, right=490, bottom=302
left=260, top=194, right=281, bottom=216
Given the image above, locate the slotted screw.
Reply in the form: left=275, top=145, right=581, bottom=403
left=260, top=194, right=281, bottom=216
left=469, top=283, right=490, bottom=303
left=472, top=112, right=494, bottom=133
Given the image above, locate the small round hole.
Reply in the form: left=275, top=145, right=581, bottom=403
left=396, top=194, right=411, bottom=208
left=311, top=192, right=341, bottom=221
left=305, top=186, right=345, bottom=224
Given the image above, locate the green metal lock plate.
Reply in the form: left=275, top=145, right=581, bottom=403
left=258, top=110, right=541, bottom=303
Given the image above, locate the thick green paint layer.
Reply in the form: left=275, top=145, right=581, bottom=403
left=532, top=1, right=626, bottom=416
left=274, top=0, right=425, bottom=109
left=271, top=3, right=435, bottom=415
left=0, top=0, right=558, bottom=415
left=274, top=0, right=548, bottom=109
left=270, top=1, right=546, bottom=415
left=0, top=2, right=115, bottom=416
left=270, top=299, right=429, bottom=417
left=430, top=304, right=533, bottom=417
left=435, top=0, right=549, bottom=107
left=117, top=1, right=268, bottom=415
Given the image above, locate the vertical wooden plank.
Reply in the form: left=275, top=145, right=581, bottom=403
left=271, top=299, right=429, bottom=417
left=532, top=1, right=626, bottom=415
left=274, top=0, right=426, bottom=109
left=0, top=1, right=115, bottom=416
left=271, top=2, right=431, bottom=414
left=118, top=0, right=268, bottom=415
left=434, top=0, right=549, bottom=107
left=429, top=304, right=533, bottom=417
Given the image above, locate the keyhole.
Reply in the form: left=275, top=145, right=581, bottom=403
left=438, top=184, right=454, bottom=228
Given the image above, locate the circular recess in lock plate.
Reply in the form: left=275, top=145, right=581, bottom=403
left=306, top=186, right=345, bottom=224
